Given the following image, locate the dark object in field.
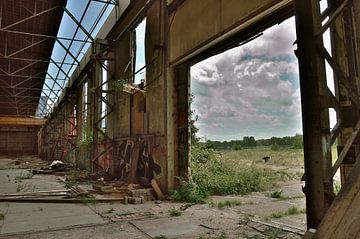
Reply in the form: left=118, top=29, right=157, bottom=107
left=262, top=156, right=270, bottom=163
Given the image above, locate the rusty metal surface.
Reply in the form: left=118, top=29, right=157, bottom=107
left=0, top=0, right=66, bottom=116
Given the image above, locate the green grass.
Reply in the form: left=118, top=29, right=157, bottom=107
left=217, top=200, right=242, bottom=209
left=78, top=196, right=96, bottom=205
left=15, top=171, right=33, bottom=182
left=168, top=208, right=182, bottom=217
left=191, top=149, right=281, bottom=196
left=173, top=145, right=305, bottom=204
left=103, top=208, right=114, bottom=214
left=269, top=206, right=306, bottom=219
left=269, top=190, right=283, bottom=199
left=154, top=236, right=167, bottom=239
left=0, top=213, right=4, bottom=220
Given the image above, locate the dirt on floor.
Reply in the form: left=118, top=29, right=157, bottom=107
left=0, top=155, right=305, bottom=239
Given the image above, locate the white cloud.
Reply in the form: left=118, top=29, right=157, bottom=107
left=190, top=17, right=302, bottom=140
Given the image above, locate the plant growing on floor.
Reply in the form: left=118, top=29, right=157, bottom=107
left=269, top=190, right=283, bottom=199
left=0, top=213, right=5, bottom=220
left=15, top=171, right=33, bottom=182
left=171, top=178, right=208, bottom=204
left=168, top=208, right=182, bottom=217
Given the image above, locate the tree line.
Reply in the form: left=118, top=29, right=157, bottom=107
left=203, top=134, right=303, bottom=150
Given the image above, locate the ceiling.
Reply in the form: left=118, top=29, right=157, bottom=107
left=0, top=0, right=66, bottom=116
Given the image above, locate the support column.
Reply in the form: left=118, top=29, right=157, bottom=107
left=294, top=0, right=330, bottom=229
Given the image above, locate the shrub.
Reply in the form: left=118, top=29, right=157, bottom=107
left=271, top=144, right=280, bottom=151
left=168, top=208, right=182, bottom=217
left=171, top=178, right=208, bottom=204
left=192, top=156, right=278, bottom=196
left=270, top=190, right=283, bottom=199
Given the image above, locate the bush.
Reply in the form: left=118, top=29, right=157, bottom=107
left=271, top=144, right=280, bottom=151
left=171, top=178, right=208, bottom=204
left=232, top=144, right=242, bottom=151
left=192, top=156, right=278, bottom=196
left=191, top=143, right=214, bottom=163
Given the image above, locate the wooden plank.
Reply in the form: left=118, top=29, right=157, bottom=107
left=151, top=179, right=164, bottom=200
left=332, top=189, right=360, bottom=238
left=314, top=160, right=360, bottom=238
left=326, top=120, right=360, bottom=182
left=0, top=116, right=45, bottom=126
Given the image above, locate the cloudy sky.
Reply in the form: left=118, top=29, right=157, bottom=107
left=191, top=17, right=302, bottom=141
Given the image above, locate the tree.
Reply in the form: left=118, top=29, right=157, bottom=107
left=293, top=134, right=303, bottom=149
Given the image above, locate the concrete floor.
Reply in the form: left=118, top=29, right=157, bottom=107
left=0, top=156, right=305, bottom=239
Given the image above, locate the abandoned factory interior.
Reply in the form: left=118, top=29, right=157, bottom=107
left=0, top=0, right=360, bottom=238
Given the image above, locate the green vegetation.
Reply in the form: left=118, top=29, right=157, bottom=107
left=154, top=235, right=168, bottom=239
left=173, top=143, right=304, bottom=203
left=270, top=144, right=280, bottom=151
left=15, top=171, right=33, bottom=182
left=66, top=169, right=89, bottom=184
left=171, top=178, right=208, bottom=204
left=0, top=213, right=5, bottom=220
left=205, top=134, right=303, bottom=150
left=111, top=78, right=127, bottom=92
left=334, top=181, right=342, bottom=194
left=79, top=195, right=97, bottom=205
left=269, top=206, right=306, bottom=219
left=217, top=200, right=242, bottom=209
left=192, top=151, right=279, bottom=196
left=168, top=208, right=182, bottom=217
left=182, top=112, right=304, bottom=204
left=104, top=208, right=114, bottom=214
left=269, top=190, right=283, bottom=199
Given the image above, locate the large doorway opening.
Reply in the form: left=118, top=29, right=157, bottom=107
left=175, top=16, right=314, bottom=232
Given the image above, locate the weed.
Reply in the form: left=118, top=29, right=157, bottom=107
left=215, top=231, right=227, bottom=239
left=271, top=144, right=280, bottom=151
left=270, top=211, right=285, bottom=218
left=16, top=182, right=35, bottom=192
left=0, top=213, right=4, bottom=220
left=143, top=211, right=154, bottom=218
left=168, top=208, right=182, bottom=217
left=15, top=171, right=33, bottom=182
left=154, top=235, right=167, bottom=239
left=334, top=181, right=342, bottom=194
left=171, top=178, right=208, bottom=204
left=79, top=196, right=96, bottom=205
left=269, top=206, right=306, bottom=218
left=217, top=200, right=242, bottom=209
left=287, top=206, right=300, bottom=215
left=265, top=227, right=283, bottom=239
left=66, top=169, right=89, bottom=184
left=104, top=208, right=114, bottom=214
left=270, top=190, right=283, bottom=199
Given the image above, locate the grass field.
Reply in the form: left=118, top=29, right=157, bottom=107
left=173, top=146, right=306, bottom=203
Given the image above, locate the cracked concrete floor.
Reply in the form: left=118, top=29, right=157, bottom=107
left=0, top=156, right=305, bottom=239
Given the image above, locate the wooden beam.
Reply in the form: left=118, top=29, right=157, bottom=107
left=295, top=0, right=329, bottom=229
left=0, top=116, right=45, bottom=126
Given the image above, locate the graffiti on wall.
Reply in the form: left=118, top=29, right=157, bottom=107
left=114, top=137, right=162, bottom=183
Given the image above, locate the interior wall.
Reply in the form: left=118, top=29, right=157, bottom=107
left=168, top=0, right=292, bottom=64
left=38, top=0, right=294, bottom=192
left=0, top=127, right=39, bottom=155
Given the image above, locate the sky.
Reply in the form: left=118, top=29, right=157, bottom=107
left=191, top=17, right=302, bottom=141
left=37, top=1, right=114, bottom=117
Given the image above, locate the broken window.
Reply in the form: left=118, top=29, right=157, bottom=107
left=69, top=104, right=77, bottom=137
left=132, top=18, right=147, bottom=86
left=82, top=81, right=89, bottom=140
left=100, top=61, right=109, bottom=130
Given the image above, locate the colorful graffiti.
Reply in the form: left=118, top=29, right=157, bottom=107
left=114, top=137, right=162, bottom=183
